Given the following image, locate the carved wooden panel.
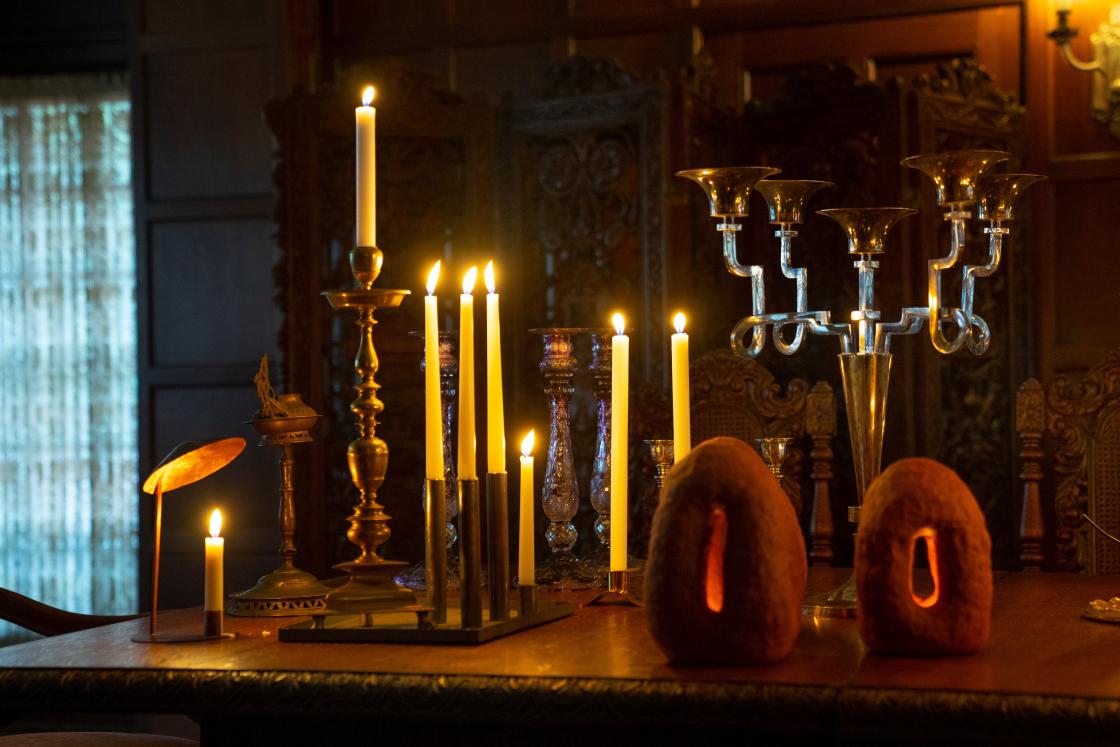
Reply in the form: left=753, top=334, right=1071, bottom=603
left=268, top=61, right=495, bottom=574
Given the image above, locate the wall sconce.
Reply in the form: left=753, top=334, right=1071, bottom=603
left=1048, top=2, right=1120, bottom=137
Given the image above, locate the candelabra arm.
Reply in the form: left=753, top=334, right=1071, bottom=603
left=773, top=227, right=808, bottom=355
left=720, top=221, right=768, bottom=356
left=874, top=307, right=928, bottom=354
left=852, top=256, right=882, bottom=355
left=927, top=211, right=970, bottom=354
left=1049, top=11, right=1103, bottom=73
left=961, top=224, right=1008, bottom=355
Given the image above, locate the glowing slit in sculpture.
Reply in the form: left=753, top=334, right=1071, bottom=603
left=705, top=505, right=728, bottom=613
left=909, top=527, right=940, bottom=608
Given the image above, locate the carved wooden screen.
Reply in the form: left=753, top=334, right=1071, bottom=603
left=1018, top=350, right=1120, bottom=572
left=268, top=64, right=495, bottom=575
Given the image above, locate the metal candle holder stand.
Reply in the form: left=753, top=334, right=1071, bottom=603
left=281, top=245, right=572, bottom=645
left=586, top=570, right=644, bottom=607
left=679, top=155, right=1045, bottom=618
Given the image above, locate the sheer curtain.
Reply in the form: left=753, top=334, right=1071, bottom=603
left=0, top=73, right=137, bottom=641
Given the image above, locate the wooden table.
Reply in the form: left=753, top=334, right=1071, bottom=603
left=2, top=569, right=1120, bottom=745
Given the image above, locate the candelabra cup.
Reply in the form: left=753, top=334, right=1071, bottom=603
left=676, top=167, right=780, bottom=217
left=397, top=331, right=460, bottom=592
left=233, top=390, right=332, bottom=616
left=320, top=245, right=418, bottom=614
left=817, top=207, right=918, bottom=256
left=755, top=180, right=834, bottom=225
left=976, top=174, right=1048, bottom=223
left=530, top=327, right=599, bottom=590
left=586, top=569, right=644, bottom=607
left=901, top=150, right=1010, bottom=207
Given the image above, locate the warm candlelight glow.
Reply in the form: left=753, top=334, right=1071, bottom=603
left=361, top=86, right=375, bottom=106
left=612, top=312, right=625, bottom=336
left=674, top=312, right=686, bottom=334
left=484, top=260, right=496, bottom=294
left=426, top=261, right=441, bottom=295
left=521, top=430, right=535, bottom=456
left=209, top=509, right=222, bottom=538
left=462, top=266, right=478, bottom=294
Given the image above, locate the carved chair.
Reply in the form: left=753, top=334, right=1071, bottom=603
left=1017, top=349, right=1120, bottom=572
left=633, top=348, right=838, bottom=566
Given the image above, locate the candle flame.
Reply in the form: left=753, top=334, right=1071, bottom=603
left=426, top=261, right=441, bottom=295
left=209, top=509, right=222, bottom=538
left=484, top=260, right=496, bottom=294
left=462, top=266, right=478, bottom=294
left=361, top=86, right=375, bottom=106
left=674, top=312, right=686, bottom=334
left=521, top=430, right=535, bottom=456
left=612, top=312, right=626, bottom=336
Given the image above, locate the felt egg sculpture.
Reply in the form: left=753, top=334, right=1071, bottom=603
left=645, top=437, right=807, bottom=665
left=856, top=457, right=992, bottom=656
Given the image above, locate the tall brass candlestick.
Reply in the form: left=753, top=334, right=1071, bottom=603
left=321, top=244, right=417, bottom=614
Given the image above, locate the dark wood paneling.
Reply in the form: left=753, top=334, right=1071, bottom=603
left=143, top=0, right=273, bottom=36
left=1052, top=178, right=1120, bottom=352
left=149, top=219, right=279, bottom=367
left=0, top=0, right=127, bottom=74
left=454, top=43, right=552, bottom=101
left=145, top=49, right=275, bottom=200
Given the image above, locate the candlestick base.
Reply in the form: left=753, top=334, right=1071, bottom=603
left=802, top=571, right=858, bottom=618
left=425, top=478, right=448, bottom=625
left=486, top=472, right=510, bottom=622
left=518, top=583, right=539, bottom=615
left=459, top=478, right=483, bottom=629
left=586, top=570, right=644, bottom=607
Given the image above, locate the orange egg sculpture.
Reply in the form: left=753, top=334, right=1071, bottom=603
left=856, top=457, right=992, bottom=656
left=645, top=437, right=807, bottom=665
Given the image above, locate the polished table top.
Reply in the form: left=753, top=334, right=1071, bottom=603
left=3, top=569, right=1120, bottom=741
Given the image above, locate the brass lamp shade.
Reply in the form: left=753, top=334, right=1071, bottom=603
left=134, top=436, right=246, bottom=644
left=143, top=437, right=247, bottom=494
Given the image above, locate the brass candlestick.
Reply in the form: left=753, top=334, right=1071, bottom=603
left=231, top=356, right=331, bottom=616
left=321, top=244, right=417, bottom=614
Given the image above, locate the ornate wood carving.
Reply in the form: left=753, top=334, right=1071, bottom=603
left=910, top=59, right=1027, bottom=569
left=1020, top=349, right=1120, bottom=572
left=268, top=61, right=495, bottom=574
left=806, top=381, right=837, bottom=566
left=1016, top=379, right=1046, bottom=571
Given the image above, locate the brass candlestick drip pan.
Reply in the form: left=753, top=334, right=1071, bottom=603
left=229, top=356, right=331, bottom=617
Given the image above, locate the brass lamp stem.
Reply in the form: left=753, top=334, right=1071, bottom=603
left=150, top=480, right=163, bottom=636
left=278, top=443, right=297, bottom=569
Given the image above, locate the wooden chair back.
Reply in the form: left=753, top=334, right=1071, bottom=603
left=1017, top=349, right=1120, bottom=572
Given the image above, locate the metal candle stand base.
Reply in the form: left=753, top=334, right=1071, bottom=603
left=586, top=570, right=644, bottom=607
left=133, top=610, right=234, bottom=644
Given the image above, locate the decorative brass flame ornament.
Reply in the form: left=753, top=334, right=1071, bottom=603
left=230, top=355, right=331, bottom=617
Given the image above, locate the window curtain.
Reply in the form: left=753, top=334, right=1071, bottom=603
left=0, top=73, right=136, bottom=642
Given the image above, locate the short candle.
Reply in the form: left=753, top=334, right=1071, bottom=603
left=518, top=430, right=535, bottom=586
left=610, top=313, right=629, bottom=572
left=671, top=312, right=691, bottom=462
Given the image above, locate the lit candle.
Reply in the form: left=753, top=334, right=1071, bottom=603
left=1057, top=0, right=1072, bottom=12
left=458, top=267, right=478, bottom=480
left=518, top=430, right=535, bottom=586
left=424, top=262, right=443, bottom=480
left=671, top=312, right=691, bottom=462
left=204, top=509, right=224, bottom=636
left=610, top=313, right=629, bottom=572
left=484, top=261, right=505, bottom=474
left=355, top=85, right=376, bottom=247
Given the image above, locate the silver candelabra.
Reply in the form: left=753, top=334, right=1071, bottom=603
left=680, top=152, right=1045, bottom=616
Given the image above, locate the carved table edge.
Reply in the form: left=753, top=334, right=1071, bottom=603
left=1, top=668, right=1120, bottom=737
